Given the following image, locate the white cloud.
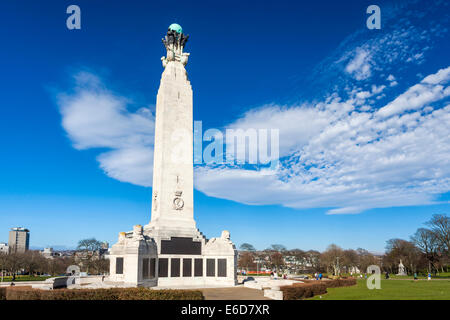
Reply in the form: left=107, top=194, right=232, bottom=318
left=195, top=67, right=450, bottom=214
left=58, top=68, right=450, bottom=214
left=345, top=48, right=372, bottom=80
left=58, top=72, right=155, bottom=187
left=390, top=81, right=398, bottom=87
left=377, top=66, right=450, bottom=118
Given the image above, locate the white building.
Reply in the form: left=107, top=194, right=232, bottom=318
left=0, top=243, right=9, bottom=254
left=41, top=247, right=60, bottom=259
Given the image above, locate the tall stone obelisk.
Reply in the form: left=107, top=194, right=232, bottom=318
left=146, top=23, right=196, bottom=234
left=108, top=25, right=237, bottom=288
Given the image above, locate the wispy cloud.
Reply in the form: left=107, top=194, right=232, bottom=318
left=57, top=72, right=155, bottom=186
left=345, top=48, right=372, bottom=80
left=196, top=66, right=450, bottom=214
left=377, top=67, right=450, bottom=118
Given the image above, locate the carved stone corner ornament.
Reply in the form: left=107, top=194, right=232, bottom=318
left=118, top=232, right=126, bottom=243
left=133, top=225, right=145, bottom=240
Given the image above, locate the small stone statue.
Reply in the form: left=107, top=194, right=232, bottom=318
left=397, top=259, right=407, bottom=276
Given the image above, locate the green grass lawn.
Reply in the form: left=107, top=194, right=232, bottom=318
left=0, top=275, right=53, bottom=282
left=310, top=279, right=450, bottom=300
left=387, top=272, right=450, bottom=280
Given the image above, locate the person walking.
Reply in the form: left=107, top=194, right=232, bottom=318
left=427, top=273, right=431, bottom=281
left=319, top=273, right=323, bottom=280
left=414, top=272, right=418, bottom=281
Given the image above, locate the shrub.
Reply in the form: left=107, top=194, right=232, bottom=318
left=117, top=288, right=204, bottom=300
left=325, top=278, right=357, bottom=288
left=0, top=287, right=6, bottom=300
left=281, top=283, right=327, bottom=300
left=6, top=286, right=41, bottom=300
left=281, top=277, right=357, bottom=300
left=39, top=288, right=122, bottom=300
left=3, top=287, right=204, bottom=300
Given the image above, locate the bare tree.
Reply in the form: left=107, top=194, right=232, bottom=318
left=270, top=244, right=287, bottom=252
left=76, top=238, right=103, bottom=273
left=0, top=253, right=8, bottom=280
left=411, top=228, right=440, bottom=273
left=90, top=257, right=109, bottom=275
left=239, top=243, right=256, bottom=252
left=238, top=252, right=256, bottom=272
left=5, top=252, right=25, bottom=276
left=342, top=249, right=359, bottom=273
left=21, top=251, right=47, bottom=276
left=321, top=244, right=344, bottom=275
left=356, top=249, right=378, bottom=273
left=270, top=252, right=285, bottom=272
left=305, top=250, right=321, bottom=272
left=77, top=238, right=103, bottom=252
left=426, top=214, right=449, bottom=257
left=385, top=239, right=421, bottom=274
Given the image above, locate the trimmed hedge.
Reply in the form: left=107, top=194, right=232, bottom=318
left=323, top=278, right=357, bottom=288
left=281, top=283, right=327, bottom=300
left=281, top=278, right=357, bottom=300
left=0, top=287, right=6, bottom=300
left=4, top=287, right=204, bottom=300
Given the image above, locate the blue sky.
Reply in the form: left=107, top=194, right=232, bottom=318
left=0, top=0, right=449, bottom=252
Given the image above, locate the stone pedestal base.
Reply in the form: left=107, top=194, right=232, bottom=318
left=107, top=225, right=237, bottom=288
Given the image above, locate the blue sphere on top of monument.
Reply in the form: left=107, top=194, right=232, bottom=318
left=168, top=23, right=183, bottom=34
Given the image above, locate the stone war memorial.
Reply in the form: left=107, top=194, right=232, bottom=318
left=107, top=24, right=238, bottom=288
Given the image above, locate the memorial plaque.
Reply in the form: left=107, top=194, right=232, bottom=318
left=150, top=258, right=156, bottom=278
left=218, top=258, right=227, bottom=277
left=161, top=237, right=201, bottom=255
left=171, top=258, right=180, bottom=277
left=194, top=258, right=203, bottom=277
left=142, top=258, right=149, bottom=279
left=183, top=258, right=192, bottom=277
left=116, top=257, right=124, bottom=274
left=158, top=258, right=168, bottom=277
left=207, top=258, right=215, bottom=277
